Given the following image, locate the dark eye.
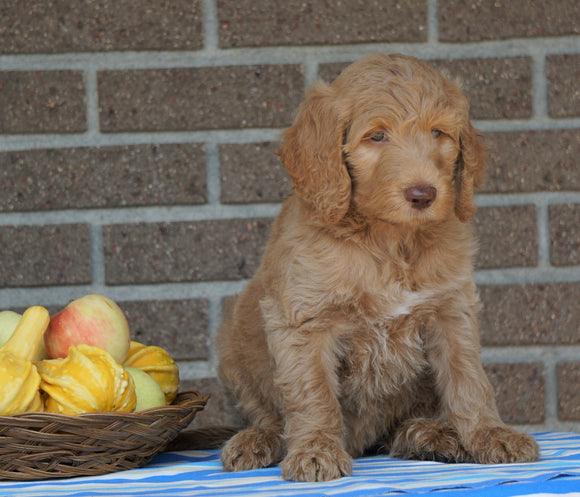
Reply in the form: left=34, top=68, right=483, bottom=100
left=431, top=129, right=442, bottom=139
left=370, top=131, right=388, bottom=143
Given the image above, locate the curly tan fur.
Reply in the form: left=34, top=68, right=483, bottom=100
left=215, top=54, right=539, bottom=482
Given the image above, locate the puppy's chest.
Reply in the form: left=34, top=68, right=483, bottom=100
left=337, top=313, right=428, bottom=401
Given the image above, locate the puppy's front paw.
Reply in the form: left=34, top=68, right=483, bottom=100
left=221, top=426, right=284, bottom=472
left=468, top=426, right=539, bottom=464
left=391, top=418, right=472, bottom=463
left=281, top=437, right=352, bottom=482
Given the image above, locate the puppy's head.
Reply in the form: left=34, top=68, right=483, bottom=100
left=278, top=54, right=486, bottom=226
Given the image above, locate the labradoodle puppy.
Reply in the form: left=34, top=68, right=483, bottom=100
left=215, top=53, right=539, bottom=482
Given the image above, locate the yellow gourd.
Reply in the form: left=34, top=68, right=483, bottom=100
left=0, top=306, right=49, bottom=415
left=38, top=344, right=137, bottom=415
left=124, top=341, right=179, bottom=403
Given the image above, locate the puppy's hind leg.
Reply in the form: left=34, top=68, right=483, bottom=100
left=221, top=421, right=285, bottom=472
left=218, top=367, right=285, bottom=472
left=219, top=380, right=285, bottom=472
left=217, top=286, right=286, bottom=471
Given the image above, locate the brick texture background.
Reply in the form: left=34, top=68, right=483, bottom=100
left=0, top=0, right=578, bottom=433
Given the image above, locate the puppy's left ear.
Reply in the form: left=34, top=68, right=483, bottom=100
left=454, top=121, right=486, bottom=222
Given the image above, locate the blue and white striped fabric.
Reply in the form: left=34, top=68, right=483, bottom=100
left=1, top=432, right=579, bottom=497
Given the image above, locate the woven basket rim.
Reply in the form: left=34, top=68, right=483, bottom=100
left=0, top=390, right=209, bottom=422
left=0, top=390, right=208, bottom=481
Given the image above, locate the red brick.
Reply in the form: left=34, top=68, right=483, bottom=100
left=98, top=66, right=304, bottom=132
left=0, top=0, right=203, bottom=54
left=479, top=283, right=580, bottom=346
left=0, top=224, right=91, bottom=287
left=217, top=0, right=427, bottom=48
left=0, top=144, right=206, bottom=212
left=180, top=377, right=243, bottom=428
left=482, top=129, right=580, bottom=193
left=0, top=71, right=86, bottom=134
left=550, top=204, right=580, bottom=266
left=557, top=363, right=580, bottom=421
left=473, top=206, right=538, bottom=269
left=431, top=58, right=533, bottom=120
left=439, top=0, right=580, bottom=42
left=484, top=363, right=545, bottom=424
left=119, top=299, right=209, bottom=362
left=547, top=55, right=580, bottom=118
left=318, top=62, right=351, bottom=84
left=220, top=143, right=292, bottom=204
left=103, top=218, right=274, bottom=285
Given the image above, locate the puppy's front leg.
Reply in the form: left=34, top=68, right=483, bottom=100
left=267, top=320, right=352, bottom=482
left=425, top=301, right=539, bottom=464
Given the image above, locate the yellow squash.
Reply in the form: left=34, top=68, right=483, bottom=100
left=0, top=306, right=49, bottom=415
left=38, top=344, right=137, bottom=415
left=124, top=341, right=179, bottom=403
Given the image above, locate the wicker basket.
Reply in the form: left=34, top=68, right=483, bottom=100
left=0, top=390, right=208, bottom=480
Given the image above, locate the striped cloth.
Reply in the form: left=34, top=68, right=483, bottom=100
left=1, top=432, right=579, bottom=497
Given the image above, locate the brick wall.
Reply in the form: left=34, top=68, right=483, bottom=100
left=0, top=1, right=578, bottom=432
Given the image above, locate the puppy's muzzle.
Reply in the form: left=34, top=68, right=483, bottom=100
left=404, top=185, right=437, bottom=210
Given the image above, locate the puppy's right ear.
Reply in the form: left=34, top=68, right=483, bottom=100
left=278, top=82, right=351, bottom=224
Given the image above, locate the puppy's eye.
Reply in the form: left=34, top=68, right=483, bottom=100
left=431, top=129, right=443, bottom=139
left=370, top=132, right=388, bottom=143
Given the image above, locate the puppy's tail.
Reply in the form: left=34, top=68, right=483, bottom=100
left=165, top=426, right=240, bottom=451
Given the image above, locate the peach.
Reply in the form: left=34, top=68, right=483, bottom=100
left=44, top=294, right=130, bottom=363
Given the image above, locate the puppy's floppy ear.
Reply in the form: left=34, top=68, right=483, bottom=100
left=454, top=121, right=486, bottom=222
left=278, top=82, right=351, bottom=224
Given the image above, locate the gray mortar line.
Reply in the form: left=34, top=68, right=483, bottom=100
left=1, top=36, right=579, bottom=71
left=532, top=52, right=549, bottom=119
left=84, top=68, right=100, bottom=136
left=481, top=345, right=580, bottom=364
left=175, top=360, right=215, bottom=379
left=202, top=0, right=219, bottom=52
left=536, top=202, right=552, bottom=268
left=207, top=297, right=223, bottom=376
left=0, top=279, right=249, bottom=308
left=1, top=116, right=579, bottom=153
left=204, top=141, right=222, bottom=206
left=1, top=192, right=577, bottom=227
left=475, top=266, right=580, bottom=285
left=475, top=192, right=580, bottom=207
left=302, top=58, right=320, bottom=88
left=0, top=129, right=285, bottom=152
left=0, top=203, right=284, bottom=226
left=89, top=224, right=106, bottom=287
left=427, top=0, right=439, bottom=44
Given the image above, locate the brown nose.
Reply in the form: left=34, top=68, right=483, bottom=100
left=404, top=185, right=437, bottom=210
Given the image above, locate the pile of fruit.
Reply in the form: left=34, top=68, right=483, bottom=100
left=0, top=294, right=179, bottom=416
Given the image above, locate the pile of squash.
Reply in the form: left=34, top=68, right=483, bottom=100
left=0, top=306, right=179, bottom=416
